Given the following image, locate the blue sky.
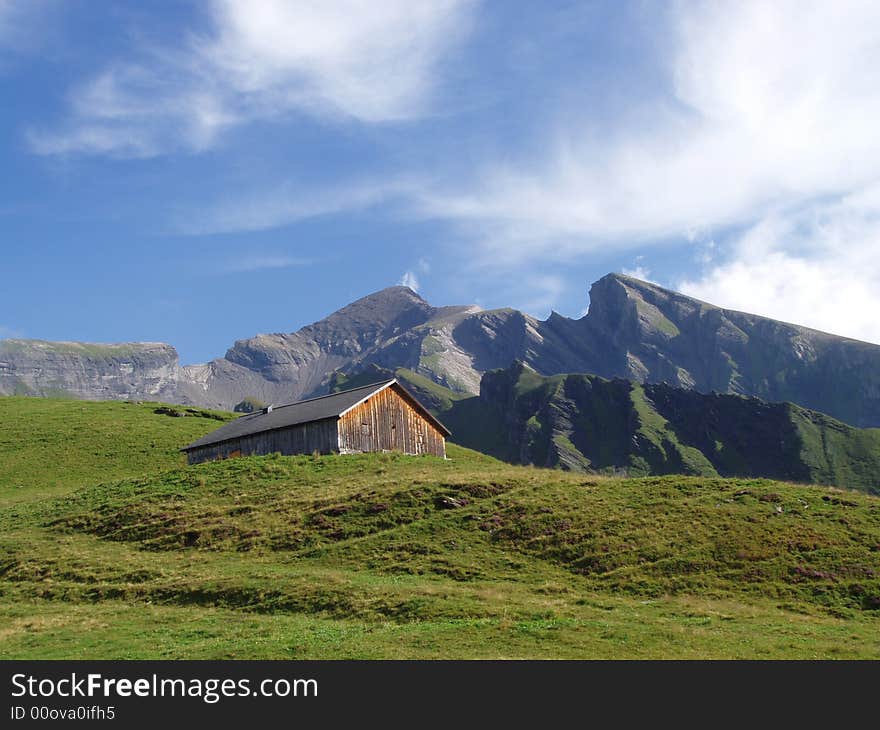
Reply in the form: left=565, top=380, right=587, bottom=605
left=2, top=1, right=880, bottom=364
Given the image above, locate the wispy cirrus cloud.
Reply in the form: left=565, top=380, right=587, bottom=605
left=621, top=264, right=656, bottom=285
left=178, top=177, right=419, bottom=235
left=21, top=0, right=880, bottom=344
left=398, top=270, right=420, bottom=292
left=217, top=254, right=313, bottom=275
left=401, top=0, right=880, bottom=339
left=397, top=257, right=431, bottom=294
left=417, top=1, right=880, bottom=258
left=28, top=0, right=477, bottom=157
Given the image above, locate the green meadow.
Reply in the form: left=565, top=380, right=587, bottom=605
left=1, top=396, right=878, bottom=659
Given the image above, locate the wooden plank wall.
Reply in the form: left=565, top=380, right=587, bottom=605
left=337, top=384, right=446, bottom=457
left=186, top=417, right=338, bottom=464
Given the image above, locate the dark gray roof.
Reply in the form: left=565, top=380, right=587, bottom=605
left=182, top=379, right=450, bottom=451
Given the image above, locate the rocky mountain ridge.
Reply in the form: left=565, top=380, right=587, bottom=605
left=0, top=340, right=180, bottom=402
left=3, top=273, right=880, bottom=427
left=435, top=362, right=880, bottom=493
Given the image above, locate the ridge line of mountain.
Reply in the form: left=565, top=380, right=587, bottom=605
left=2, top=273, right=879, bottom=428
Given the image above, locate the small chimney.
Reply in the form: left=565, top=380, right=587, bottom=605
left=262, top=404, right=274, bottom=414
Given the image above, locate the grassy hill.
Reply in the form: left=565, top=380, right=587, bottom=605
left=434, top=363, right=880, bottom=493
left=0, top=395, right=878, bottom=659
left=327, top=362, right=880, bottom=492
left=0, top=397, right=235, bottom=506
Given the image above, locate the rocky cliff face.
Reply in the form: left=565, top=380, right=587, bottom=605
left=573, top=274, right=880, bottom=427
left=2, top=274, right=879, bottom=427
left=174, top=286, right=438, bottom=409
left=0, top=340, right=181, bottom=401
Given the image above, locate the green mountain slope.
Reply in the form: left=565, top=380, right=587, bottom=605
left=433, top=363, right=880, bottom=493
left=0, top=397, right=235, bottom=505
left=0, top=395, right=878, bottom=659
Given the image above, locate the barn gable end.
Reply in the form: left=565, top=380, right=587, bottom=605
left=337, top=383, right=446, bottom=457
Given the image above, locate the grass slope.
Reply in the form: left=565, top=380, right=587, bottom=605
left=439, top=364, right=880, bottom=493
left=0, top=396, right=879, bottom=659
left=0, top=397, right=235, bottom=506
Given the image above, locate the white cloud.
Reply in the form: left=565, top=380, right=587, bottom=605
left=207, top=0, right=474, bottom=122
left=694, top=238, right=717, bottom=265
left=678, top=186, right=880, bottom=344
left=219, top=254, right=311, bottom=274
left=401, top=0, right=880, bottom=343
left=417, top=1, right=880, bottom=264
left=396, top=257, right=433, bottom=294
left=29, top=0, right=475, bottom=157
left=180, top=178, right=417, bottom=235
left=621, top=265, right=655, bottom=284
left=24, top=0, right=880, bottom=345
left=29, top=120, right=163, bottom=158
left=398, top=271, right=420, bottom=292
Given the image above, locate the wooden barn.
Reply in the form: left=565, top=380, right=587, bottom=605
left=181, top=379, right=450, bottom=465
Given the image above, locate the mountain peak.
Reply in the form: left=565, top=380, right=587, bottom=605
left=605, top=271, right=645, bottom=283
left=587, top=272, right=699, bottom=326
left=599, top=271, right=664, bottom=292
left=364, top=284, right=423, bottom=297
left=326, top=285, right=433, bottom=327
